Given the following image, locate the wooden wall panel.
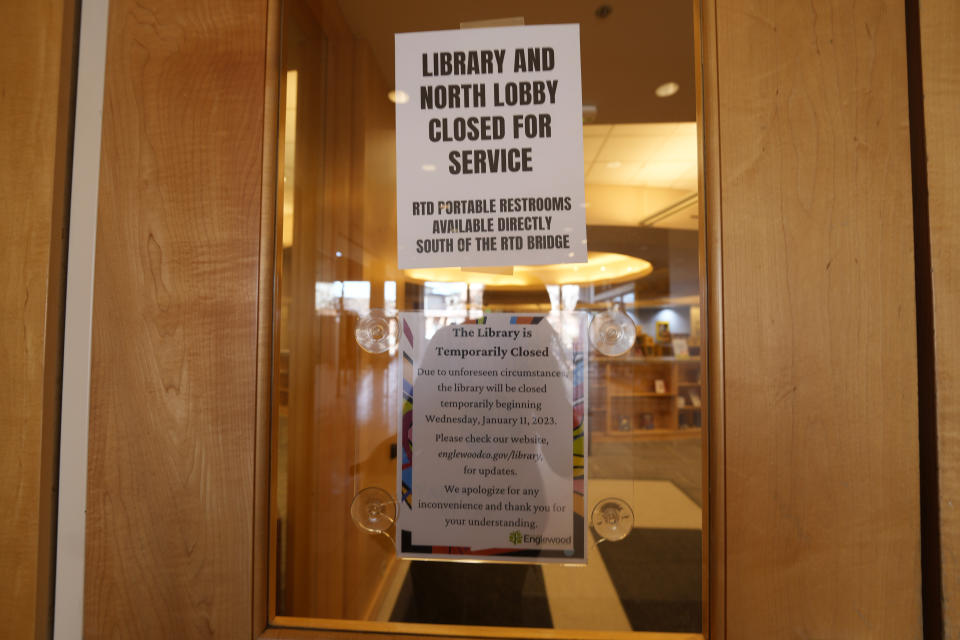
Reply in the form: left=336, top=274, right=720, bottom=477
left=919, top=0, right=960, bottom=636
left=0, top=2, right=75, bottom=638
left=280, top=0, right=400, bottom=619
left=709, top=0, right=922, bottom=637
left=84, top=1, right=267, bottom=637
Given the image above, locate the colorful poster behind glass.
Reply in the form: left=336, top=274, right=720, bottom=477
left=397, top=313, right=587, bottom=563
left=394, top=25, right=587, bottom=269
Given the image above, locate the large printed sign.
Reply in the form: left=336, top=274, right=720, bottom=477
left=394, top=25, right=588, bottom=269
left=397, top=313, right=587, bottom=563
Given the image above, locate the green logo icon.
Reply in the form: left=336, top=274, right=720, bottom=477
left=509, top=530, right=523, bottom=545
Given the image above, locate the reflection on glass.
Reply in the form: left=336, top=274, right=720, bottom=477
left=384, top=281, right=397, bottom=316
left=561, top=284, right=580, bottom=310
left=342, top=281, right=371, bottom=315
left=272, top=0, right=703, bottom=634
left=467, top=283, right=484, bottom=319
left=314, top=281, right=342, bottom=314
left=282, top=70, right=297, bottom=249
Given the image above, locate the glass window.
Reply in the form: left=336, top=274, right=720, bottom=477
left=271, top=1, right=703, bottom=635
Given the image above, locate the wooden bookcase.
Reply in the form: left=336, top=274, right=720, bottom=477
left=589, top=356, right=702, bottom=440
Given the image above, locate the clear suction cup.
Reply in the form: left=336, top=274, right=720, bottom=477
left=350, top=487, right=397, bottom=534
left=589, top=306, right=636, bottom=356
left=591, top=497, right=634, bottom=542
left=355, top=310, right=398, bottom=354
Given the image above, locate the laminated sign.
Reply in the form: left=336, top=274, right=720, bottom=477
left=397, top=313, right=588, bottom=563
left=394, top=25, right=588, bottom=269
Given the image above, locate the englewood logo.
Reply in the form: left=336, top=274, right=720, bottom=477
left=508, top=530, right=523, bottom=545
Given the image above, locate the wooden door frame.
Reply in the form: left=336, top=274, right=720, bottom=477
left=252, top=1, right=717, bottom=638
left=0, top=1, right=77, bottom=638
left=693, top=0, right=725, bottom=636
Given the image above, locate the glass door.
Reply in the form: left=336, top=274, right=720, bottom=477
left=270, top=1, right=704, bottom=635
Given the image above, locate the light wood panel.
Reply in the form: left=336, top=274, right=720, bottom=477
left=84, top=1, right=267, bottom=637
left=265, top=618, right=702, bottom=640
left=918, top=0, right=960, bottom=636
left=278, top=0, right=403, bottom=620
left=0, top=2, right=75, bottom=638
left=693, top=0, right=724, bottom=635
left=708, top=0, right=922, bottom=637
left=257, top=0, right=282, bottom=632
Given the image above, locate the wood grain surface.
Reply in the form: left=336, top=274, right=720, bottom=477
left=266, top=617, right=703, bottom=640
left=278, top=0, right=402, bottom=619
left=84, top=1, right=267, bottom=637
left=710, top=0, right=922, bottom=637
left=257, top=0, right=282, bottom=633
left=694, top=0, right=725, bottom=635
left=918, top=0, right=960, bottom=636
left=0, top=2, right=75, bottom=638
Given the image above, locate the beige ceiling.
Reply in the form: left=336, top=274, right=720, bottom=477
left=584, top=122, right=699, bottom=230
left=336, top=0, right=696, bottom=124
left=584, top=122, right=698, bottom=191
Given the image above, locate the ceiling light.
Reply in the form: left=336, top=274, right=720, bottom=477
left=388, top=90, right=409, bottom=104
left=335, top=250, right=343, bottom=258
left=404, top=252, right=651, bottom=287
left=655, top=82, right=680, bottom=98
left=606, top=161, right=622, bottom=169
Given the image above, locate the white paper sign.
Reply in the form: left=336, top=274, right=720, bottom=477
left=397, top=313, right=588, bottom=563
left=394, top=25, right=588, bottom=269
left=672, top=337, right=689, bottom=358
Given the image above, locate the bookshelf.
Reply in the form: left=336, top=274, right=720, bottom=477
left=589, top=356, right=702, bottom=440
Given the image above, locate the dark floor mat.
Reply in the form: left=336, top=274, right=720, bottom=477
left=390, top=561, right=552, bottom=628
left=594, top=528, right=702, bottom=633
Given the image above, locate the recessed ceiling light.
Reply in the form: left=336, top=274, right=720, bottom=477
left=335, top=250, right=343, bottom=258
left=655, top=82, right=680, bottom=98
left=388, top=90, right=409, bottom=104
left=421, top=164, right=436, bottom=172
left=403, top=252, right=650, bottom=286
